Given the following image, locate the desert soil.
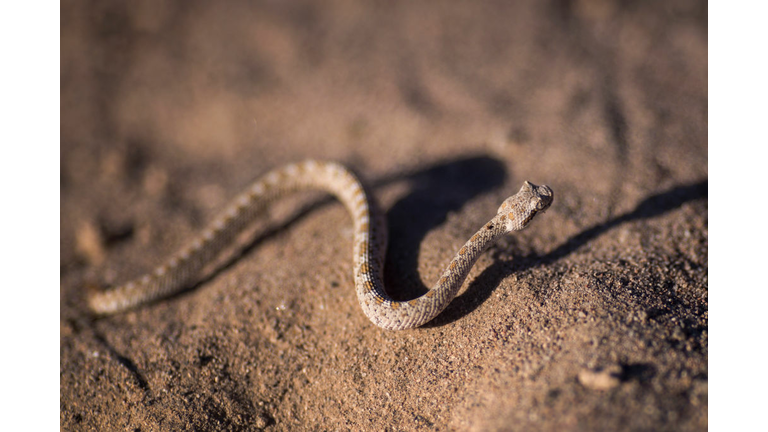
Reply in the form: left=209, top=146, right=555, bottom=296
left=60, top=1, right=707, bottom=430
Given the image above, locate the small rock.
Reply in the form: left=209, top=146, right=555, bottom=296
left=253, top=411, right=271, bottom=429
left=75, top=220, right=106, bottom=265
left=578, top=365, right=622, bottom=390
left=637, top=310, right=648, bottom=323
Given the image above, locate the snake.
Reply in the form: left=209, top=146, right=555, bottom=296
left=87, top=160, right=553, bottom=330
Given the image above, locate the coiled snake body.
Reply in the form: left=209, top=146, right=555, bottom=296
left=88, top=160, right=553, bottom=330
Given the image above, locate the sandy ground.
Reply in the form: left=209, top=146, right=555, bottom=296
left=60, top=1, right=707, bottom=430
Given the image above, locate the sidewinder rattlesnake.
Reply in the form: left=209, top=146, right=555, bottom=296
left=88, top=160, right=553, bottom=330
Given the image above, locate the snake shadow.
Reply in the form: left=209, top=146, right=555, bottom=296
left=424, top=179, right=708, bottom=328
left=372, top=155, right=508, bottom=301
left=88, top=153, right=706, bottom=333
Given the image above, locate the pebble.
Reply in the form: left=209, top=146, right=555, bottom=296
left=578, top=365, right=622, bottom=390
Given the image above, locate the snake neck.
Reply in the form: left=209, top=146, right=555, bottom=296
left=354, top=209, right=509, bottom=330
left=433, top=213, right=508, bottom=299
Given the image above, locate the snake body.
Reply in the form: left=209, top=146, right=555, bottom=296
left=88, top=160, right=553, bottom=330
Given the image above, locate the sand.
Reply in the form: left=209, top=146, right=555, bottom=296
left=60, top=1, right=707, bottom=430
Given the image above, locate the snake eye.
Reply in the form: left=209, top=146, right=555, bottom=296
left=530, top=199, right=543, bottom=212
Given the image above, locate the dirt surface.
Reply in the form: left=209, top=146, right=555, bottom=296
left=60, top=1, right=707, bottom=430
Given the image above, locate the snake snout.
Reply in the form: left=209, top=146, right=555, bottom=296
left=535, top=184, right=554, bottom=211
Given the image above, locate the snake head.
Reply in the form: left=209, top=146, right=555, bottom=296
left=524, top=180, right=553, bottom=212
left=497, top=181, right=554, bottom=231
